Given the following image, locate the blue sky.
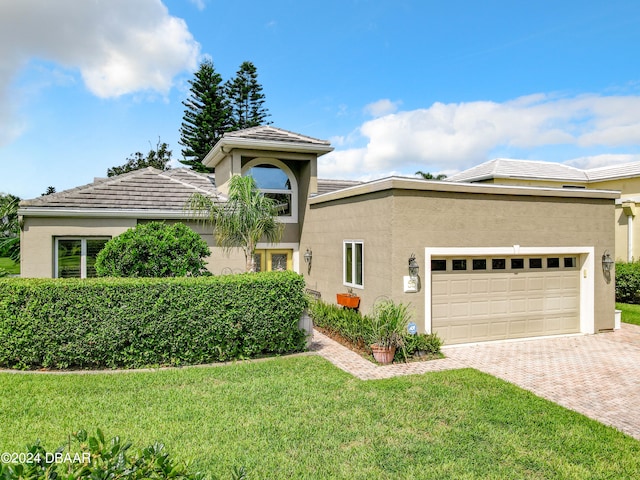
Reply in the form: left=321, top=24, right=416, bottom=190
left=1, top=0, right=640, bottom=199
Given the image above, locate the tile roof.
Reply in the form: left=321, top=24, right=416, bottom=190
left=20, top=167, right=221, bottom=211
left=222, top=126, right=331, bottom=146
left=585, top=161, right=640, bottom=181
left=316, top=178, right=363, bottom=195
left=445, top=158, right=588, bottom=183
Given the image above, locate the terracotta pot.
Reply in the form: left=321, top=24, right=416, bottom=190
left=336, top=293, right=360, bottom=309
left=370, top=344, right=396, bottom=365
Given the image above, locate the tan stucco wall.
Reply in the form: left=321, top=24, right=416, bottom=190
left=21, top=216, right=291, bottom=278
left=300, top=191, right=394, bottom=314
left=20, top=216, right=136, bottom=278
left=301, top=188, right=616, bottom=333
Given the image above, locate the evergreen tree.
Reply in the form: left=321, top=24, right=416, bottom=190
left=107, top=140, right=172, bottom=177
left=179, top=59, right=230, bottom=172
left=225, top=61, right=270, bottom=131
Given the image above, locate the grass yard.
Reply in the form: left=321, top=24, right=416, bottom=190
left=1, top=356, right=639, bottom=479
left=0, top=257, right=18, bottom=275
left=616, top=302, right=640, bottom=326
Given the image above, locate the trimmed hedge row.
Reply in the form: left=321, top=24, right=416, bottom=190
left=0, top=271, right=307, bottom=370
left=615, top=262, right=640, bottom=304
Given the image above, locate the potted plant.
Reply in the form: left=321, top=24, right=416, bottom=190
left=368, top=299, right=412, bottom=365
left=336, top=288, right=360, bottom=309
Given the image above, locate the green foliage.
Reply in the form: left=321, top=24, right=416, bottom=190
left=188, top=176, right=283, bottom=272
left=415, top=170, right=447, bottom=180
left=0, top=428, right=245, bottom=479
left=616, top=302, right=640, bottom=326
left=309, top=298, right=442, bottom=362
left=308, top=299, right=373, bottom=349
left=0, top=194, right=20, bottom=262
left=369, top=299, right=412, bottom=349
left=95, top=222, right=210, bottom=277
left=0, top=272, right=308, bottom=369
left=41, top=186, right=56, bottom=196
left=179, top=59, right=230, bottom=172
left=225, top=61, right=270, bottom=130
left=179, top=60, right=271, bottom=172
left=108, top=139, right=173, bottom=177
left=615, top=262, right=640, bottom=303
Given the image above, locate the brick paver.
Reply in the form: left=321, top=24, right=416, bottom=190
left=310, top=324, right=640, bottom=440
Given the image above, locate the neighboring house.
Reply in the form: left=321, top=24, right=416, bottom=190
left=447, top=158, right=640, bottom=262
left=19, top=127, right=618, bottom=346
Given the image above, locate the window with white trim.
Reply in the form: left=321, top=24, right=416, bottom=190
left=343, top=240, right=364, bottom=288
left=245, top=164, right=293, bottom=216
left=55, top=237, right=110, bottom=278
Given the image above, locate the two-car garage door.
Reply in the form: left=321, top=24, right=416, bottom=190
left=431, top=255, right=580, bottom=345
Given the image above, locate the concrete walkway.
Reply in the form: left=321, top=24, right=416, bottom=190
left=310, top=323, right=640, bottom=440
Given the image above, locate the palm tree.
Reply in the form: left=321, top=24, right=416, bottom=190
left=415, top=170, right=447, bottom=180
left=0, top=194, right=20, bottom=262
left=187, top=175, right=283, bottom=272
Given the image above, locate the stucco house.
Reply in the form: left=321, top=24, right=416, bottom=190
left=447, top=158, right=640, bottom=262
left=19, top=127, right=619, bottom=346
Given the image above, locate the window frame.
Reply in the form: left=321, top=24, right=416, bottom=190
left=54, top=237, right=110, bottom=278
left=242, top=158, right=298, bottom=223
left=343, top=240, right=364, bottom=289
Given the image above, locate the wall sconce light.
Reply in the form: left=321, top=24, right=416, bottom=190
left=602, top=250, right=614, bottom=273
left=303, top=248, right=312, bottom=274
left=408, top=253, right=419, bottom=279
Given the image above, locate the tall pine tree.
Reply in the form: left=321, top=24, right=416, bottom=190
left=179, top=59, right=230, bottom=172
left=225, top=61, right=270, bottom=131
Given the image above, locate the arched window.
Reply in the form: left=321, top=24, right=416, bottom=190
left=243, top=159, right=298, bottom=222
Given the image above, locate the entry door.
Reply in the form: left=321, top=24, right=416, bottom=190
left=253, top=249, right=293, bottom=272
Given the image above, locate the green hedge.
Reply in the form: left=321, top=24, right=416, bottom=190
left=0, top=272, right=307, bottom=370
left=615, top=262, right=640, bottom=304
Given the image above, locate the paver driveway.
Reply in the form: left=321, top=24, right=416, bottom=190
left=310, top=323, right=640, bottom=440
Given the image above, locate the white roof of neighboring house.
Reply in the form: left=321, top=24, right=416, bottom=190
left=446, top=158, right=640, bottom=184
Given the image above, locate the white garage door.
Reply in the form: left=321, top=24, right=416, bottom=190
left=431, top=255, right=580, bottom=345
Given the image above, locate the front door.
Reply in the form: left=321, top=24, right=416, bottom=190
left=252, top=249, right=293, bottom=272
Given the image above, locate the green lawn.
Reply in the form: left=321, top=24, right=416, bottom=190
left=1, top=356, right=638, bottom=479
left=0, top=257, right=18, bottom=275
left=616, top=302, right=640, bottom=326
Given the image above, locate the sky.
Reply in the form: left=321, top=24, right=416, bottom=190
left=1, top=0, right=640, bottom=199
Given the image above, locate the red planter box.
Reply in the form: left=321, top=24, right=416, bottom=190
left=336, top=293, right=360, bottom=309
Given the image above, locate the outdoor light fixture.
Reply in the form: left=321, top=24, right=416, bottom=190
left=602, top=250, right=614, bottom=273
left=303, top=248, right=312, bottom=274
left=408, top=253, right=419, bottom=279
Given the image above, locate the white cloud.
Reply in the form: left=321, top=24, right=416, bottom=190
left=0, top=0, right=199, bottom=144
left=188, top=0, right=207, bottom=11
left=319, top=93, right=640, bottom=180
left=565, top=154, right=640, bottom=170
left=363, top=98, right=402, bottom=117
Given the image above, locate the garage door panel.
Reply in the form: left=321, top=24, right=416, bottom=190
left=432, top=263, right=580, bottom=345
left=450, top=279, right=470, bottom=295
left=509, top=277, right=527, bottom=291
left=490, top=277, right=509, bottom=292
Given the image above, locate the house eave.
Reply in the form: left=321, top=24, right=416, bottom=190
left=309, top=176, right=621, bottom=205
left=203, top=138, right=334, bottom=168
left=18, top=207, right=197, bottom=220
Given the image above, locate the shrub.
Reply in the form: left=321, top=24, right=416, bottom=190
left=404, top=333, right=442, bottom=357
left=0, top=428, right=246, bottom=480
left=0, top=272, right=307, bottom=369
left=615, top=262, right=640, bottom=304
left=309, top=299, right=443, bottom=362
left=95, top=221, right=211, bottom=277
left=308, top=299, right=373, bottom=349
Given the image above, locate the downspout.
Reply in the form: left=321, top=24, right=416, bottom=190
left=622, top=202, right=636, bottom=262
